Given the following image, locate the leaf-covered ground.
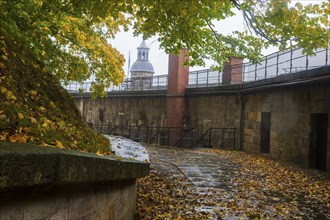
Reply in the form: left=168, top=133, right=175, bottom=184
left=0, top=38, right=110, bottom=154
left=136, top=148, right=329, bottom=219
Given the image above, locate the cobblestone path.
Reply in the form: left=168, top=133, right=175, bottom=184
left=144, top=145, right=330, bottom=219
left=148, top=146, right=240, bottom=190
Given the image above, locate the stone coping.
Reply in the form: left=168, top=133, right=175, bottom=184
left=0, top=141, right=150, bottom=191
left=71, top=89, right=167, bottom=98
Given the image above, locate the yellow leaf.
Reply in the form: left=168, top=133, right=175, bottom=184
left=96, top=150, right=104, bottom=156
left=32, top=62, right=40, bottom=69
left=0, top=86, right=7, bottom=94
left=18, top=112, right=24, bottom=120
left=6, top=90, right=16, bottom=100
left=0, top=114, right=7, bottom=120
left=22, top=127, right=31, bottom=133
left=55, top=140, right=65, bottom=149
left=39, top=106, right=46, bottom=112
left=0, top=131, right=8, bottom=141
left=30, top=90, right=37, bottom=96
left=29, top=116, right=37, bottom=123
left=1, top=55, right=8, bottom=61
left=8, top=134, right=29, bottom=143
left=0, top=62, right=5, bottom=69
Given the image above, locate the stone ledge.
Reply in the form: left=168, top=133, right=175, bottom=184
left=0, top=141, right=150, bottom=190
left=71, top=89, right=167, bottom=98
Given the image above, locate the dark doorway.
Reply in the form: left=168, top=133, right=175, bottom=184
left=99, top=108, right=104, bottom=123
left=260, top=112, right=271, bottom=153
left=309, top=114, right=328, bottom=171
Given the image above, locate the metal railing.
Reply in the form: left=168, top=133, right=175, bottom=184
left=188, top=47, right=329, bottom=88
left=64, top=74, right=168, bottom=93
left=187, top=69, right=222, bottom=88
left=242, top=47, right=329, bottom=82
left=92, top=124, right=237, bottom=149
left=193, top=127, right=236, bottom=149
left=63, top=47, right=329, bottom=93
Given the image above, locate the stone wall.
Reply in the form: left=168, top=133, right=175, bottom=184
left=243, top=85, right=330, bottom=170
left=75, top=94, right=167, bottom=130
left=1, top=180, right=136, bottom=220
left=72, top=66, right=330, bottom=171
left=0, top=141, right=149, bottom=220
left=186, top=95, right=240, bottom=131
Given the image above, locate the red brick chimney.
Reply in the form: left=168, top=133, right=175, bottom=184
left=222, top=57, right=243, bottom=84
left=166, top=50, right=189, bottom=131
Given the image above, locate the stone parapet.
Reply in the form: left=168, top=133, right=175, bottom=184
left=0, top=141, right=149, bottom=220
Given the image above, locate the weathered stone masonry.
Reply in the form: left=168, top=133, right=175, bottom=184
left=242, top=83, right=330, bottom=170
left=73, top=65, right=330, bottom=172
left=0, top=141, right=149, bottom=220
left=77, top=94, right=167, bottom=132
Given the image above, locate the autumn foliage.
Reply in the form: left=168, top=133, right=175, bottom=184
left=0, top=37, right=110, bottom=154
left=1, top=1, right=329, bottom=96
left=137, top=149, right=329, bottom=219
left=0, top=0, right=329, bottom=153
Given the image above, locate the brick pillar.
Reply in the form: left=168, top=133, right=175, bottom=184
left=166, top=50, right=189, bottom=145
left=222, top=57, right=243, bottom=85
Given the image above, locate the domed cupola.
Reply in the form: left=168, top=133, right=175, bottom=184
left=130, top=40, right=155, bottom=76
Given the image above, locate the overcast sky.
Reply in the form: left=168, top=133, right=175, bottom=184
left=108, top=0, right=326, bottom=76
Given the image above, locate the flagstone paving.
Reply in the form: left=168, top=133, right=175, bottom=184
left=144, top=145, right=330, bottom=219
left=148, top=146, right=240, bottom=190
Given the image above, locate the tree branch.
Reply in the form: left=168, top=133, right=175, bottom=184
left=230, top=0, right=289, bottom=44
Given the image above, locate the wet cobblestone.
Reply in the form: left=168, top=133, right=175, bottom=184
left=146, top=145, right=330, bottom=219
left=148, top=146, right=240, bottom=190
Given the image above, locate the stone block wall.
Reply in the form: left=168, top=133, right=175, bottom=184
left=71, top=67, right=330, bottom=171
left=243, top=85, right=330, bottom=170
left=1, top=180, right=136, bottom=220
left=186, top=95, right=240, bottom=131
left=0, top=142, right=150, bottom=220
left=75, top=95, right=167, bottom=130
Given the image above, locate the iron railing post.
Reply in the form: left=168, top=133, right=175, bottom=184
left=206, top=69, right=209, bottom=87
left=242, top=63, right=245, bottom=82
left=290, top=49, right=293, bottom=73
left=157, top=76, right=160, bottom=89
left=276, top=52, right=279, bottom=76
left=196, top=71, right=199, bottom=88
left=254, top=63, right=257, bottom=81
left=326, top=47, right=329, bottom=66
left=265, top=56, right=268, bottom=79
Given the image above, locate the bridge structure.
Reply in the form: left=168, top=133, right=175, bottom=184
left=63, top=47, right=329, bottom=93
